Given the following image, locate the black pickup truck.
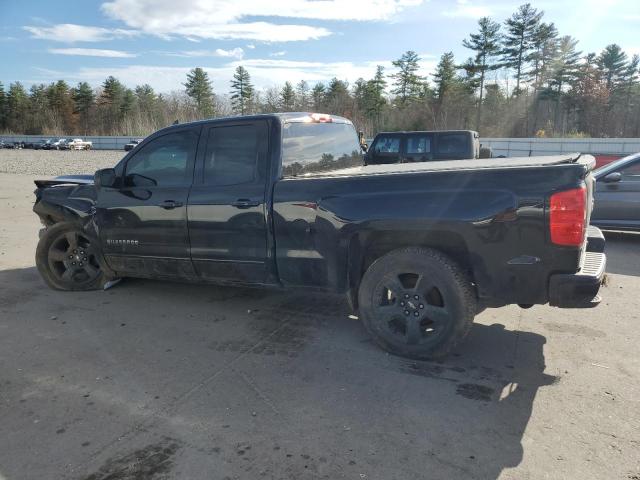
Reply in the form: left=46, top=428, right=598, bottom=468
left=33, top=113, right=606, bottom=359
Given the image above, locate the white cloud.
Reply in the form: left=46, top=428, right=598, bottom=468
left=215, top=47, right=244, bottom=59
left=24, top=23, right=139, bottom=42
left=161, top=48, right=244, bottom=59
left=269, top=51, right=287, bottom=57
left=246, top=44, right=256, bottom=49
left=101, top=0, right=423, bottom=41
left=48, top=48, right=137, bottom=58
left=442, top=0, right=492, bottom=18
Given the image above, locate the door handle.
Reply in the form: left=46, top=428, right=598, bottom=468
left=232, top=199, right=260, bottom=209
left=158, top=200, right=183, bottom=209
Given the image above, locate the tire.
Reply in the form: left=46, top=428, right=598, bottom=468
left=358, top=247, right=476, bottom=360
left=36, top=222, right=107, bottom=291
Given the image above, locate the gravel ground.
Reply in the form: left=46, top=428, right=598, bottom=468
left=0, top=149, right=124, bottom=176
left=1, top=173, right=639, bottom=479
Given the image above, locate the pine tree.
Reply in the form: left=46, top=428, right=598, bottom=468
left=549, top=36, right=582, bottom=94
left=295, top=80, right=310, bottom=110
left=527, top=22, right=558, bottom=89
left=390, top=50, right=424, bottom=106
left=463, top=17, right=502, bottom=130
left=433, top=52, right=457, bottom=103
left=28, top=84, right=49, bottom=134
left=134, top=84, right=157, bottom=112
left=501, top=3, right=543, bottom=93
left=6, top=82, right=29, bottom=133
left=325, top=78, right=350, bottom=115
left=311, top=83, right=326, bottom=111
left=363, top=66, right=387, bottom=129
left=46, top=80, right=75, bottom=133
left=597, top=44, right=628, bottom=90
left=99, top=76, right=126, bottom=133
left=72, top=82, right=95, bottom=135
left=184, top=67, right=214, bottom=117
left=280, top=81, right=295, bottom=111
left=0, top=82, right=7, bottom=131
left=230, top=66, right=254, bottom=115
left=353, top=78, right=367, bottom=110
left=121, top=88, right=136, bottom=118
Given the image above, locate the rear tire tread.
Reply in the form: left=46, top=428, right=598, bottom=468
left=358, top=246, right=476, bottom=359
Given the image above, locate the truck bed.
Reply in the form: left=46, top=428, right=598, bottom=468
left=304, top=153, right=594, bottom=178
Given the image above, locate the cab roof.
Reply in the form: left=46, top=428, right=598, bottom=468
left=156, top=112, right=352, bottom=134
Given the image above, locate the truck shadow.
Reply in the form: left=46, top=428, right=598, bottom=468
left=0, top=266, right=555, bottom=480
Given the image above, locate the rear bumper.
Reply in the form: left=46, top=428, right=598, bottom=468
left=548, top=227, right=606, bottom=308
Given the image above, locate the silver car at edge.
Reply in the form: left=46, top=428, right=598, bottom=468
left=591, top=152, right=640, bottom=231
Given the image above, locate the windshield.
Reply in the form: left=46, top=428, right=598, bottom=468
left=282, top=122, right=362, bottom=177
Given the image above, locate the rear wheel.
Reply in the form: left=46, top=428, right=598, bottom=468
left=36, top=222, right=107, bottom=291
left=358, top=247, right=476, bottom=359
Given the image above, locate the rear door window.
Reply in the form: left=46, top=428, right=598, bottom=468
left=406, top=135, right=432, bottom=154
left=203, top=124, right=258, bottom=186
left=434, top=133, right=471, bottom=160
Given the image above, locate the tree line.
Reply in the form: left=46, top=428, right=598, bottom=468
left=0, top=3, right=639, bottom=138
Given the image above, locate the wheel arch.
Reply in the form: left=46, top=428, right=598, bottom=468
left=346, top=229, right=475, bottom=312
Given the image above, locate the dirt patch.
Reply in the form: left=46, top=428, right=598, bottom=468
left=456, top=383, right=495, bottom=402
left=83, top=437, right=181, bottom=480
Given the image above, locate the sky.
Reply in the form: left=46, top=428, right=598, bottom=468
left=0, top=0, right=639, bottom=94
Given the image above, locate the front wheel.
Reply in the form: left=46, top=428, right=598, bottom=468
left=358, top=247, right=476, bottom=359
left=36, top=222, right=107, bottom=291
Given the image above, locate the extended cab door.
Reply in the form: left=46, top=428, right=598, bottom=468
left=96, top=126, right=200, bottom=278
left=187, top=120, right=271, bottom=284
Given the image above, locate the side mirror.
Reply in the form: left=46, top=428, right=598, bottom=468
left=602, top=172, right=622, bottom=183
left=95, top=168, right=117, bottom=189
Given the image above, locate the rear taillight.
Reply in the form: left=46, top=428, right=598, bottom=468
left=549, top=186, right=587, bottom=246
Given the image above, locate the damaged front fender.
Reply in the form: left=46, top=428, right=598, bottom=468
left=33, top=175, right=116, bottom=279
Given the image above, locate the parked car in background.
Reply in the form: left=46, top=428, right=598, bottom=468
left=124, top=139, right=143, bottom=151
left=52, top=138, right=68, bottom=150
left=591, top=152, right=640, bottom=231
left=365, top=130, right=482, bottom=165
left=22, top=141, right=36, bottom=149
left=56, top=139, right=71, bottom=150
left=67, top=138, right=92, bottom=150
left=41, top=140, right=56, bottom=150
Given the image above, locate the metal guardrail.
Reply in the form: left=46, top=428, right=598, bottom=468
left=479, top=138, right=640, bottom=157
left=2, top=134, right=640, bottom=154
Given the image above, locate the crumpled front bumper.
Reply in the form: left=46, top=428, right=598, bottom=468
left=548, top=226, right=606, bottom=308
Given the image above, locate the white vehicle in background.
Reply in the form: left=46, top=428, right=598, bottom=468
left=67, top=138, right=92, bottom=150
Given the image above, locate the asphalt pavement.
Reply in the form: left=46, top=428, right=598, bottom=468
left=1, top=173, right=638, bottom=480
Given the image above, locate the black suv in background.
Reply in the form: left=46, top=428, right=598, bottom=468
left=365, top=130, right=482, bottom=165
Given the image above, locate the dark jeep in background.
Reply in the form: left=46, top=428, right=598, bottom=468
left=33, top=113, right=606, bottom=359
left=365, top=130, right=487, bottom=165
